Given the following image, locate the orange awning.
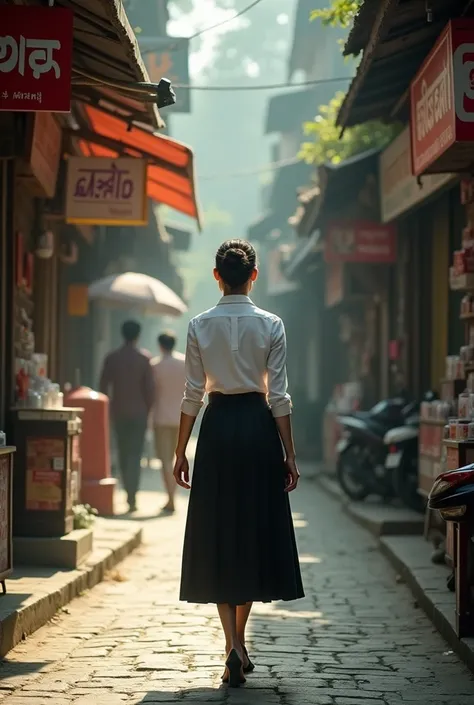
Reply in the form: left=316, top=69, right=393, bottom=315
left=76, top=105, right=200, bottom=228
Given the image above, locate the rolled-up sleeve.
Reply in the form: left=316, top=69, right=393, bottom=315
left=267, top=318, right=292, bottom=418
left=181, top=320, right=206, bottom=417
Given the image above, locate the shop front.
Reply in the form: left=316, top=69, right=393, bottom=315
left=379, top=126, right=461, bottom=398
left=334, top=0, right=474, bottom=643
left=287, top=149, right=397, bottom=470
left=321, top=225, right=396, bottom=472
left=0, top=1, right=200, bottom=575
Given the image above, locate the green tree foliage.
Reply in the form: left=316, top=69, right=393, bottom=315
left=300, top=92, right=399, bottom=166
left=310, top=0, right=362, bottom=28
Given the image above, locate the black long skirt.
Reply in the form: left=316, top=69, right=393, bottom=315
left=180, top=392, right=304, bottom=605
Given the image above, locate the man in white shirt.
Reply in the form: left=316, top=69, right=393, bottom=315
left=151, top=331, right=186, bottom=513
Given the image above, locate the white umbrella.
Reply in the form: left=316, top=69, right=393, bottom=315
left=88, top=272, right=187, bottom=317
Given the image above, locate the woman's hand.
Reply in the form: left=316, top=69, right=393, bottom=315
left=284, top=457, right=300, bottom=493
left=174, top=454, right=191, bottom=490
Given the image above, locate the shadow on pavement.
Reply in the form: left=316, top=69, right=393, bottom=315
left=0, top=659, right=51, bottom=680
left=137, top=687, right=227, bottom=703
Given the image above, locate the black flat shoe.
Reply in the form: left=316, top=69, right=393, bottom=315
left=242, top=644, right=255, bottom=673
left=224, top=649, right=245, bottom=688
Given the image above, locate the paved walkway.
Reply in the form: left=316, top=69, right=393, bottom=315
left=1, top=468, right=474, bottom=704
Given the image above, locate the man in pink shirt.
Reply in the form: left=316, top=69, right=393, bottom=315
left=151, top=331, right=186, bottom=513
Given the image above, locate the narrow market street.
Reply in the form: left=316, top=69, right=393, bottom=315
left=1, top=468, right=474, bottom=705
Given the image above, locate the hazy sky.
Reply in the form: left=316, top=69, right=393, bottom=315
left=168, top=0, right=289, bottom=77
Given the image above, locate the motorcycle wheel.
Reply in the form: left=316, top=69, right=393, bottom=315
left=337, top=445, right=371, bottom=501
left=392, top=456, right=424, bottom=513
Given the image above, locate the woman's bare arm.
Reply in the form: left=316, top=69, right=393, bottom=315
left=176, top=412, right=196, bottom=458
left=274, top=414, right=296, bottom=460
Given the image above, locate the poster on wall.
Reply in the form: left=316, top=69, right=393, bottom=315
left=0, top=5, right=73, bottom=113
left=66, top=157, right=148, bottom=226
left=26, top=437, right=64, bottom=511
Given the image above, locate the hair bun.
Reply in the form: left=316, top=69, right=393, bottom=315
left=223, top=247, right=249, bottom=267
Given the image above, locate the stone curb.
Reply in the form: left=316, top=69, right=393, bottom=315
left=0, top=521, right=142, bottom=657
left=380, top=537, right=474, bottom=674
left=317, top=473, right=424, bottom=537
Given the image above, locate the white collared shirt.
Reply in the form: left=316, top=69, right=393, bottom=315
left=181, top=295, right=292, bottom=418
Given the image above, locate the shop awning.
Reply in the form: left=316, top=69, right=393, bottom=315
left=305, top=149, right=380, bottom=231
left=42, top=0, right=165, bottom=129
left=73, top=105, right=201, bottom=227
left=285, top=230, right=322, bottom=280
left=337, top=0, right=466, bottom=129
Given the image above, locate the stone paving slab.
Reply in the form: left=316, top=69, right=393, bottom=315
left=0, top=518, right=142, bottom=657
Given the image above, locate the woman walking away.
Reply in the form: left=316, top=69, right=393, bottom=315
left=173, top=239, right=304, bottom=688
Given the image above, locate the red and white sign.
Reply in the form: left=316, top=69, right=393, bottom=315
left=410, top=23, right=455, bottom=176
left=0, top=5, right=73, bottom=113
left=410, top=19, right=474, bottom=175
left=324, top=221, right=397, bottom=264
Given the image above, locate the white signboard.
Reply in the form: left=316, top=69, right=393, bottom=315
left=379, top=127, right=454, bottom=223
left=66, top=156, right=148, bottom=226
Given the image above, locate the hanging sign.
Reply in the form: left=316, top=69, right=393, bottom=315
left=0, top=5, right=73, bottom=113
left=410, top=19, right=474, bottom=176
left=325, top=221, right=397, bottom=264
left=66, top=157, right=149, bottom=226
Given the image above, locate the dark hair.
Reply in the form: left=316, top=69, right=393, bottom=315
left=215, top=239, right=257, bottom=290
left=121, top=320, right=141, bottom=342
left=158, top=331, right=176, bottom=352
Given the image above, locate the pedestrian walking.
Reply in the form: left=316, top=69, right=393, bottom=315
left=173, top=239, right=304, bottom=688
left=151, top=331, right=186, bottom=514
left=99, top=320, right=154, bottom=513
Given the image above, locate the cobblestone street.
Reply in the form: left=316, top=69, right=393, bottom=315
left=2, top=473, right=474, bottom=705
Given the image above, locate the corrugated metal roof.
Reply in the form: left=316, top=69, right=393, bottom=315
left=338, top=0, right=469, bottom=129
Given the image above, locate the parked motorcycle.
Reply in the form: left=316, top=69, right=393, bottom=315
left=382, top=394, right=442, bottom=513
left=336, top=395, right=415, bottom=501
left=429, top=464, right=474, bottom=522
left=429, top=465, right=474, bottom=632
left=384, top=411, right=422, bottom=512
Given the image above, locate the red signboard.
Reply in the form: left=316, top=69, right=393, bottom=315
left=324, top=221, right=397, bottom=264
left=410, top=19, right=474, bottom=176
left=410, top=23, right=455, bottom=176
left=451, top=20, right=474, bottom=142
left=0, top=5, right=73, bottom=113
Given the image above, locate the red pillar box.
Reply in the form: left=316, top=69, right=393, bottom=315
left=66, top=388, right=116, bottom=515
